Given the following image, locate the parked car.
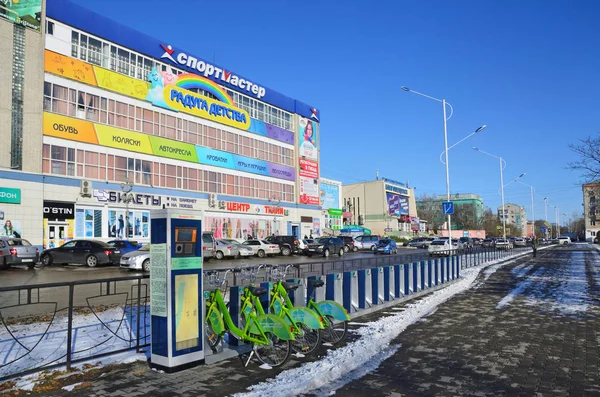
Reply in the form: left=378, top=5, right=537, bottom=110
left=305, top=237, right=345, bottom=257
left=407, top=237, right=429, bottom=249
left=482, top=238, right=495, bottom=248
left=354, top=235, right=380, bottom=251
left=215, top=239, right=240, bottom=259
left=108, top=240, right=142, bottom=255
left=241, top=240, right=281, bottom=258
left=120, top=245, right=151, bottom=271
left=339, top=235, right=357, bottom=253
left=220, top=239, right=254, bottom=257
left=41, top=239, right=122, bottom=267
left=265, top=235, right=302, bottom=256
left=514, top=238, right=527, bottom=247
left=458, top=237, right=474, bottom=250
left=558, top=236, right=571, bottom=245
left=472, top=238, right=483, bottom=245
left=374, top=238, right=397, bottom=255
left=202, top=232, right=216, bottom=261
left=0, top=237, right=39, bottom=268
left=495, top=239, right=513, bottom=250
left=428, top=238, right=458, bottom=256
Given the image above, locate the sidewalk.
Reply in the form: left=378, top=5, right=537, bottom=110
left=9, top=245, right=592, bottom=396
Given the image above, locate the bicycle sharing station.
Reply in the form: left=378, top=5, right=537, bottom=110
left=146, top=208, right=526, bottom=371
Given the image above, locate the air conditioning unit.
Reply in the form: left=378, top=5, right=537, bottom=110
left=80, top=180, right=92, bottom=197
left=208, top=193, right=217, bottom=208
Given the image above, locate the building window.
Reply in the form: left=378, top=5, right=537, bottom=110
left=46, top=21, right=54, bottom=35
left=63, top=24, right=294, bottom=131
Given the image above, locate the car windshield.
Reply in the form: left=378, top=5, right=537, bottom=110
left=316, top=238, right=329, bottom=244
left=379, top=239, right=392, bottom=245
left=459, top=237, right=468, bottom=242
left=431, top=241, right=447, bottom=246
left=137, top=245, right=150, bottom=251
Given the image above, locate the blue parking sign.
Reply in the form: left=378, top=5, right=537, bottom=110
left=442, top=201, right=454, bottom=215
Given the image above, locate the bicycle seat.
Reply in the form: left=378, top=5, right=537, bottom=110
left=282, top=282, right=299, bottom=291
left=247, top=286, right=267, bottom=297
left=307, top=279, right=325, bottom=288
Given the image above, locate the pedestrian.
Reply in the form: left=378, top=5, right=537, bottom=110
left=304, top=234, right=308, bottom=239
left=118, top=215, right=124, bottom=238
left=531, top=236, right=538, bottom=258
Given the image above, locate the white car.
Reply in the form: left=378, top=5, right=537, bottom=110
left=558, top=236, right=571, bottom=245
left=428, top=238, right=458, bottom=256
left=495, top=239, right=513, bottom=250
left=120, top=245, right=150, bottom=271
left=514, top=238, right=527, bottom=247
left=241, top=240, right=281, bottom=258
left=220, top=239, right=254, bottom=257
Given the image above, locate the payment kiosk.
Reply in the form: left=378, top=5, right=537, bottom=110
left=150, top=209, right=204, bottom=372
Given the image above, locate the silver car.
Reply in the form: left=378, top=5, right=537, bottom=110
left=215, top=239, right=241, bottom=259
left=241, top=240, right=281, bottom=258
left=0, top=237, right=39, bottom=268
left=120, top=245, right=150, bottom=271
left=221, top=239, right=254, bottom=257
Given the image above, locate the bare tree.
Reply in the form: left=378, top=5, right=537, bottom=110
left=416, top=193, right=440, bottom=228
left=568, top=136, right=600, bottom=182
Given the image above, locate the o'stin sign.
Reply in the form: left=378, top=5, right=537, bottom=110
left=0, top=188, right=21, bottom=204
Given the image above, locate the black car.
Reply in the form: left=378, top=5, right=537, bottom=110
left=265, top=235, right=301, bottom=256
left=338, top=236, right=357, bottom=253
left=41, top=239, right=122, bottom=267
left=306, top=237, right=345, bottom=257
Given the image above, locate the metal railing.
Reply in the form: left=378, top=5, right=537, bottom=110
left=0, top=275, right=150, bottom=381
left=0, top=244, right=536, bottom=380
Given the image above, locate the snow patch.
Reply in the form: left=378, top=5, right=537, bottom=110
left=62, top=382, right=83, bottom=392
left=259, top=363, right=273, bottom=370
left=234, top=255, right=525, bottom=397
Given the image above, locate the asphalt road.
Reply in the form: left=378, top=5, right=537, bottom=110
left=0, top=248, right=430, bottom=288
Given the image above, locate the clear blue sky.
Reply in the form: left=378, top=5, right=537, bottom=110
left=82, top=0, right=600, bottom=223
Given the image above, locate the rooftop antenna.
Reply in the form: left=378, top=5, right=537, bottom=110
left=376, top=169, right=379, bottom=180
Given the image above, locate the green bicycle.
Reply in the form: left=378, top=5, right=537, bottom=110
left=204, top=269, right=295, bottom=367
left=264, top=265, right=350, bottom=346
left=241, top=265, right=323, bottom=355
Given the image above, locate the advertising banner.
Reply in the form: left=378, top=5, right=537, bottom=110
left=386, top=192, right=409, bottom=217
left=313, top=218, right=321, bottom=236
left=0, top=219, right=22, bottom=238
left=43, top=112, right=296, bottom=182
left=299, top=176, right=319, bottom=205
left=320, top=182, right=340, bottom=210
left=299, top=158, right=318, bottom=179
left=204, top=213, right=279, bottom=240
left=0, top=0, right=42, bottom=31
left=410, top=217, right=420, bottom=231
left=44, top=50, right=294, bottom=145
left=298, top=117, right=318, bottom=160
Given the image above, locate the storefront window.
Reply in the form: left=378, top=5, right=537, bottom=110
left=108, top=210, right=149, bottom=239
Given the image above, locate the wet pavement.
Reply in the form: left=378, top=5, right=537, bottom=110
left=15, top=244, right=600, bottom=396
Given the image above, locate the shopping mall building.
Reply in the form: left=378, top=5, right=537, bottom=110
left=0, top=1, right=328, bottom=248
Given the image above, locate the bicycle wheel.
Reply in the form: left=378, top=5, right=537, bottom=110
left=321, top=315, right=348, bottom=345
left=205, top=320, right=221, bottom=350
left=253, top=332, right=292, bottom=367
left=291, top=322, right=321, bottom=355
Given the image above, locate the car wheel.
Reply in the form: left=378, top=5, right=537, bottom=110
left=352, top=246, right=358, bottom=252
left=370, top=245, right=376, bottom=251
left=86, top=255, right=98, bottom=268
left=323, top=249, right=330, bottom=258
left=216, top=251, right=224, bottom=260
left=343, top=245, right=349, bottom=253
left=282, top=247, right=291, bottom=256
left=257, top=249, right=266, bottom=258
left=142, top=259, right=150, bottom=272
left=339, top=248, right=344, bottom=257
left=41, top=254, right=53, bottom=267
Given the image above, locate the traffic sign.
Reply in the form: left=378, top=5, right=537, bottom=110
left=540, top=226, right=547, bottom=232
left=442, top=201, right=454, bottom=215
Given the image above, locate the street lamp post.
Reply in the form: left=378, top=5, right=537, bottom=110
left=517, top=181, right=535, bottom=239
left=401, top=86, right=472, bottom=246
left=473, top=147, right=512, bottom=240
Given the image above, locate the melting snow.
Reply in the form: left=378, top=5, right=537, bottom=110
left=234, top=254, right=527, bottom=397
